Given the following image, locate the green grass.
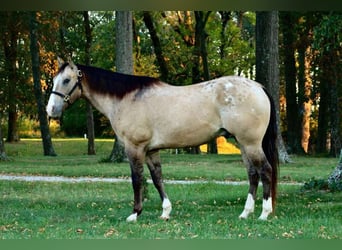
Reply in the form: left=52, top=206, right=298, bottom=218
left=0, top=139, right=341, bottom=239
left=1, top=139, right=337, bottom=182
left=0, top=181, right=341, bottom=239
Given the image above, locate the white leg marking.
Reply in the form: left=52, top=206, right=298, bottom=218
left=258, top=198, right=272, bottom=220
left=160, top=198, right=172, bottom=220
left=239, top=193, right=255, bottom=219
left=126, top=213, right=138, bottom=222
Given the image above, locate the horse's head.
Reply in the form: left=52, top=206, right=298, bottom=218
left=46, top=57, right=83, bottom=118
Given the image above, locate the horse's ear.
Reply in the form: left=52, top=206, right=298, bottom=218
left=67, top=56, right=76, bottom=68
left=57, top=57, right=65, bottom=68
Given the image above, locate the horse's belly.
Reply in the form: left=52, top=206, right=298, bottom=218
left=149, top=122, right=219, bottom=150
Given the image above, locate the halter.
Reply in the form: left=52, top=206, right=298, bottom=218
left=51, top=70, right=83, bottom=105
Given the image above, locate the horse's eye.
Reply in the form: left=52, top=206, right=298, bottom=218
left=63, top=78, right=70, bottom=85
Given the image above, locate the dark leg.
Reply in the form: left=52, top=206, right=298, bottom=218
left=126, top=147, right=145, bottom=222
left=239, top=147, right=260, bottom=219
left=248, top=164, right=260, bottom=200
left=259, top=160, right=273, bottom=220
left=146, top=150, right=167, bottom=200
left=146, top=150, right=172, bottom=220
left=239, top=145, right=273, bottom=220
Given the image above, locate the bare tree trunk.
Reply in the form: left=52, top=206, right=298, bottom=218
left=280, top=12, right=302, bottom=154
left=108, top=11, right=133, bottom=162
left=29, top=11, right=56, bottom=156
left=328, top=149, right=342, bottom=187
left=218, top=11, right=231, bottom=61
left=298, top=45, right=313, bottom=153
left=83, top=11, right=96, bottom=155
left=3, top=12, right=19, bottom=142
left=0, top=116, right=8, bottom=161
left=316, top=45, right=341, bottom=156
left=256, top=11, right=290, bottom=163
left=142, top=11, right=169, bottom=82
left=193, top=11, right=217, bottom=154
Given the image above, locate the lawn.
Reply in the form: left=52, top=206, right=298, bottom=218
left=0, top=139, right=341, bottom=239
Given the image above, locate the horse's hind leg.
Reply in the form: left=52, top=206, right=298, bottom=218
left=239, top=145, right=273, bottom=220
left=258, top=159, right=273, bottom=220
left=239, top=146, right=259, bottom=219
left=146, top=150, right=172, bottom=220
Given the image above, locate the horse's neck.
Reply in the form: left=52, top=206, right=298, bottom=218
left=82, top=83, right=119, bottom=122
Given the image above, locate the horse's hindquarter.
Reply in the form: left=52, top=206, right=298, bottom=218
left=215, top=76, right=271, bottom=145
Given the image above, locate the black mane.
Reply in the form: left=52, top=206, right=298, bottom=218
left=64, top=64, right=159, bottom=99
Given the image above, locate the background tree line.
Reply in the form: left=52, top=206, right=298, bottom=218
left=0, top=11, right=341, bottom=159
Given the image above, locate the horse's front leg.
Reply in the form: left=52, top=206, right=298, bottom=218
left=126, top=148, right=145, bottom=222
left=146, top=150, right=172, bottom=220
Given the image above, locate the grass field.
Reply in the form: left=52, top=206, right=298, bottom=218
left=0, top=139, right=341, bottom=239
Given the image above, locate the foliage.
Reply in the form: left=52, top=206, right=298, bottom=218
left=302, top=177, right=342, bottom=192
left=0, top=11, right=342, bottom=156
left=312, top=12, right=342, bottom=53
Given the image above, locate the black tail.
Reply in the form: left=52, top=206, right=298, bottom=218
left=262, top=88, right=279, bottom=213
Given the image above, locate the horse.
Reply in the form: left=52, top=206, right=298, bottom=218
left=46, top=58, right=278, bottom=222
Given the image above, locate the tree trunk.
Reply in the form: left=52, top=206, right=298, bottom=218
left=280, top=12, right=302, bottom=154
left=0, top=117, right=8, bottom=161
left=7, top=111, right=19, bottom=142
left=187, top=11, right=213, bottom=154
left=328, top=149, right=342, bottom=187
left=315, top=14, right=342, bottom=157
left=3, top=12, right=19, bottom=142
left=316, top=69, right=329, bottom=154
left=195, top=11, right=217, bottom=154
left=328, top=48, right=341, bottom=157
left=83, top=11, right=96, bottom=155
left=108, top=11, right=133, bottom=162
left=316, top=46, right=340, bottom=155
left=142, top=11, right=169, bottom=82
left=218, top=11, right=231, bottom=61
left=29, top=11, right=56, bottom=156
left=256, top=11, right=290, bottom=163
left=297, top=45, right=313, bottom=154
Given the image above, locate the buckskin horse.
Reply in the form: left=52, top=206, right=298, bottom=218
left=46, top=58, right=278, bottom=222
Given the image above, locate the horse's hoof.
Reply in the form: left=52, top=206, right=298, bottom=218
left=126, top=213, right=138, bottom=222
left=160, top=215, right=170, bottom=221
left=258, top=214, right=268, bottom=221
left=238, top=210, right=251, bottom=219
left=239, top=215, right=247, bottom=219
left=160, top=198, right=172, bottom=220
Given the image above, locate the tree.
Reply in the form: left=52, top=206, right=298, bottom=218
left=279, top=12, right=302, bottom=154
left=83, top=11, right=96, bottom=155
left=328, top=149, right=342, bottom=188
left=29, top=11, right=56, bottom=156
left=314, top=12, right=342, bottom=157
left=256, top=11, right=290, bottom=163
left=0, top=117, right=8, bottom=161
left=296, top=16, right=314, bottom=154
left=2, top=12, right=20, bottom=142
left=108, top=11, right=133, bottom=162
left=142, top=11, right=169, bottom=82
left=193, top=11, right=217, bottom=154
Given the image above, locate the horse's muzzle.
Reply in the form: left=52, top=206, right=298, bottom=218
left=46, top=104, right=63, bottom=118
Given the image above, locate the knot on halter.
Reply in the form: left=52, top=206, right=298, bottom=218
left=51, top=70, right=83, bottom=105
